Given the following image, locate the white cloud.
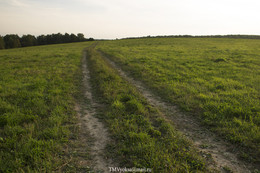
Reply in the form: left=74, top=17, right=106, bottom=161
left=6, top=0, right=30, bottom=7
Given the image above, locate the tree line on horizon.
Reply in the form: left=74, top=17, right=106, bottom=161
left=123, top=34, right=260, bottom=40
left=0, top=33, right=94, bottom=49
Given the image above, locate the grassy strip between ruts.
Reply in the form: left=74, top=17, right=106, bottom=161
left=0, top=42, right=92, bottom=172
left=86, top=48, right=208, bottom=172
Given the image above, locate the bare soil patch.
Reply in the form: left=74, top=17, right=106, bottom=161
left=72, top=50, right=113, bottom=173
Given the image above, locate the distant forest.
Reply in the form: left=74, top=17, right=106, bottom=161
left=0, top=33, right=94, bottom=49
left=1, top=33, right=259, bottom=50
left=123, top=35, right=260, bottom=40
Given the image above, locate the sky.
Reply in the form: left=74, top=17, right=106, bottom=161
left=0, top=0, right=260, bottom=39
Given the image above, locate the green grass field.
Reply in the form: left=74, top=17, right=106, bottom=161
left=98, top=38, right=260, bottom=162
left=0, top=42, right=91, bottom=171
left=0, top=37, right=259, bottom=171
left=87, top=48, right=207, bottom=172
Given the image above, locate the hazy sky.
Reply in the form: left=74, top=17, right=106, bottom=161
left=0, top=0, right=259, bottom=39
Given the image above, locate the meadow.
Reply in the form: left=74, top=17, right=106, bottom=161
left=87, top=48, right=207, bottom=172
left=98, top=37, right=260, bottom=162
left=0, top=37, right=259, bottom=172
left=0, top=42, right=91, bottom=171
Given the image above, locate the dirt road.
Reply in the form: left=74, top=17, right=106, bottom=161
left=99, top=51, right=254, bottom=173
left=74, top=50, right=113, bottom=173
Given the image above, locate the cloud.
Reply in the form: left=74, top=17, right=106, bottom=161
left=7, top=0, right=30, bottom=7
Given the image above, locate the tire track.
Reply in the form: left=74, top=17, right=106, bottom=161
left=99, top=51, right=254, bottom=173
left=75, top=49, right=113, bottom=173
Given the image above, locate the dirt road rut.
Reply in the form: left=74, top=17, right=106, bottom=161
left=75, top=50, right=113, bottom=173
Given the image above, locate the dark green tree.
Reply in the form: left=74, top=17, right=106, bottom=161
left=53, top=33, right=63, bottom=44
left=4, top=34, right=21, bottom=49
left=77, top=33, right=85, bottom=41
left=2, top=32, right=95, bottom=49
left=63, top=33, right=70, bottom=43
left=87, top=38, right=94, bottom=41
left=0, top=36, right=5, bottom=49
left=70, top=33, right=78, bottom=42
left=46, top=34, right=53, bottom=44
left=20, top=34, right=37, bottom=47
left=37, top=35, right=47, bottom=45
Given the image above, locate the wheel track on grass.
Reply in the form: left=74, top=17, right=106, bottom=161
left=98, top=50, right=256, bottom=173
left=74, top=47, right=113, bottom=173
